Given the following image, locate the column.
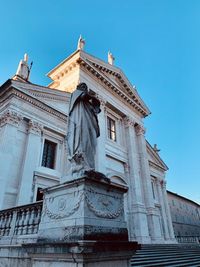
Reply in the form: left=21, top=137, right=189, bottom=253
left=17, top=120, right=43, bottom=205
left=0, top=110, right=23, bottom=209
left=156, top=179, right=170, bottom=241
left=135, top=124, right=162, bottom=242
left=124, top=117, right=151, bottom=243
left=95, top=96, right=107, bottom=174
left=161, top=180, right=176, bottom=241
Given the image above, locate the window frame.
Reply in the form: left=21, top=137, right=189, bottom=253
left=41, top=139, right=57, bottom=169
left=107, top=116, right=117, bottom=142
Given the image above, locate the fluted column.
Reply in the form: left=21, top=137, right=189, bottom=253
left=135, top=124, right=162, bottom=242
left=161, top=180, right=176, bottom=241
left=17, top=120, right=43, bottom=205
left=95, top=96, right=107, bottom=174
left=0, top=110, right=23, bottom=209
left=124, top=117, right=151, bottom=243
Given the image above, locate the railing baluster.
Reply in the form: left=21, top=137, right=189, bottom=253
left=0, top=201, right=42, bottom=240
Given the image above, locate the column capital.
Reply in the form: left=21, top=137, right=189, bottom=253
left=135, top=124, right=146, bottom=136
left=123, top=116, right=135, bottom=127
left=160, top=180, right=167, bottom=189
left=96, top=94, right=107, bottom=113
left=28, top=120, right=43, bottom=135
left=0, top=109, right=23, bottom=127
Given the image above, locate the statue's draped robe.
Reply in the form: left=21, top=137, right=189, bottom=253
left=67, top=90, right=100, bottom=173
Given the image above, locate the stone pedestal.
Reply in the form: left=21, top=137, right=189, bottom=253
left=36, top=175, right=139, bottom=266
left=23, top=241, right=138, bottom=267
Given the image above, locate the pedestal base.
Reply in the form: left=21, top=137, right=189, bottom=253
left=24, top=240, right=139, bottom=267
left=38, top=176, right=129, bottom=243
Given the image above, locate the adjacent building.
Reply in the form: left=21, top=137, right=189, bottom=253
left=168, top=190, right=200, bottom=242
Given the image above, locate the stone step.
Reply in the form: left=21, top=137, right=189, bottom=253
left=131, top=252, right=200, bottom=262
left=131, top=244, right=200, bottom=267
left=131, top=254, right=200, bottom=266
left=131, top=257, right=200, bottom=267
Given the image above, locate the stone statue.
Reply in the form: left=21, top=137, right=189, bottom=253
left=77, top=35, right=85, bottom=50
left=66, top=83, right=101, bottom=178
left=108, top=51, right=115, bottom=65
left=15, top=53, right=30, bottom=81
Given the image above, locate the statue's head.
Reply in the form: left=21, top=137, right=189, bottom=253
left=77, top=83, right=88, bottom=93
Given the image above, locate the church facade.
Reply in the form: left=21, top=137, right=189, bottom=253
left=0, top=43, right=175, bottom=244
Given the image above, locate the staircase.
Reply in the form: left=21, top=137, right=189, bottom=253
left=131, top=244, right=200, bottom=267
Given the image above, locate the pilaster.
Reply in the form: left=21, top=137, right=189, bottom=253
left=0, top=110, right=23, bottom=209
left=135, top=124, right=162, bottom=242
left=161, top=180, right=176, bottom=241
left=124, top=117, right=151, bottom=243
left=156, top=179, right=170, bottom=241
left=17, top=120, right=43, bottom=205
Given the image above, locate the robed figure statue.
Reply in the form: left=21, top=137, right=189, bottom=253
left=66, top=83, right=101, bottom=178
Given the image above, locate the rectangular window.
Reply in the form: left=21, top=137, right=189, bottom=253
left=107, top=116, right=116, bottom=141
left=42, top=140, right=57, bottom=169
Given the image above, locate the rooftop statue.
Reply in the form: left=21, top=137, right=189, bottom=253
left=66, top=83, right=101, bottom=178
left=77, top=35, right=85, bottom=50
left=15, top=53, right=31, bottom=81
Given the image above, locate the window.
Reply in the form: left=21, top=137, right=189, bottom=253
left=42, top=140, right=57, bottom=169
left=36, top=187, right=43, bottom=201
left=107, top=116, right=116, bottom=141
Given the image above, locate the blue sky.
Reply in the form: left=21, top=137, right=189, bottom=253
left=1, top=0, right=200, bottom=202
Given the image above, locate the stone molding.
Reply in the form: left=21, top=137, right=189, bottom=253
left=0, top=110, right=23, bottom=127
left=135, top=124, right=146, bottom=136
left=0, top=87, right=67, bottom=122
left=50, top=61, right=79, bottom=81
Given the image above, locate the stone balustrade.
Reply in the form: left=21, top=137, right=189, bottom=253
left=0, top=201, right=42, bottom=238
left=176, top=235, right=200, bottom=243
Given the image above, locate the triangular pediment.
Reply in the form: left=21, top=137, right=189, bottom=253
left=80, top=51, right=151, bottom=117
left=47, top=50, right=151, bottom=118
left=146, top=141, right=168, bottom=171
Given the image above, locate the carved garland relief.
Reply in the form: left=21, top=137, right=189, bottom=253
left=43, top=188, right=123, bottom=220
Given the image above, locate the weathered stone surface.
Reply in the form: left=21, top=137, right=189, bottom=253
left=38, top=175, right=128, bottom=242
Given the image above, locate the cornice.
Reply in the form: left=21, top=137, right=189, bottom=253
left=0, top=87, right=67, bottom=122
left=27, top=91, right=69, bottom=102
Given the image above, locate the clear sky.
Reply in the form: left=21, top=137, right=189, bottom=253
left=1, top=0, right=200, bottom=202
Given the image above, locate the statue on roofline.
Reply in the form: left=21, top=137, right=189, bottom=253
left=66, top=83, right=103, bottom=179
